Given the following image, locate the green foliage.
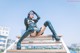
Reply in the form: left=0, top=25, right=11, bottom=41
left=0, top=51, right=2, bottom=53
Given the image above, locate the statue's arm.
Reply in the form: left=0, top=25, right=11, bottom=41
left=32, top=11, right=40, bottom=23
left=24, top=18, right=28, bottom=30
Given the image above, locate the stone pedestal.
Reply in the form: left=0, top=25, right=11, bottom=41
left=7, top=35, right=67, bottom=53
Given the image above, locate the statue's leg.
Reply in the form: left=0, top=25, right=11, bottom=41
left=44, top=21, right=60, bottom=41
left=17, top=29, right=32, bottom=50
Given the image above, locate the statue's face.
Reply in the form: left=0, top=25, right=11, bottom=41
left=29, top=12, right=34, bottom=19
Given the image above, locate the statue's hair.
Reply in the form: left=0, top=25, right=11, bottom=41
left=27, top=10, right=34, bottom=18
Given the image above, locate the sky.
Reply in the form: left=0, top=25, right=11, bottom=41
left=0, top=0, right=80, bottom=46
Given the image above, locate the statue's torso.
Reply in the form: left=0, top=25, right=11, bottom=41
left=26, top=18, right=40, bottom=32
left=27, top=18, right=37, bottom=27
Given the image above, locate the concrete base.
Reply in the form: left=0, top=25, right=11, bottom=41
left=6, top=35, right=68, bottom=53
left=7, top=50, right=67, bottom=53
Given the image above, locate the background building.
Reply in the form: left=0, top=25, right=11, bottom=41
left=0, top=26, right=9, bottom=52
left=69, top=43, right=80, bottom=53
left=7, top=39, right=15, bottom=48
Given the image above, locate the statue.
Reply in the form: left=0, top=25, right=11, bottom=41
left=17, top=10, right=60, bottom=50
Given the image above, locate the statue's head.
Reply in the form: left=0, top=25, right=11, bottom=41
left=28, top=10, right=34, bottom=19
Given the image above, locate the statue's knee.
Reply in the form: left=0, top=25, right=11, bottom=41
left=46, top=21, right=51, bottom=24
left=44, top=20, right=51, bottom=27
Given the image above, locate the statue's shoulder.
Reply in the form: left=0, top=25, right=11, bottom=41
left=24, top=18, right=28, bottom=21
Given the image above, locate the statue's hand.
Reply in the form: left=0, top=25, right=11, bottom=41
left=31, top=10, right=36, bottom=14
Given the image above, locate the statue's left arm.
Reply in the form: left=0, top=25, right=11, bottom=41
left=32, top=11, right=40, bottom=23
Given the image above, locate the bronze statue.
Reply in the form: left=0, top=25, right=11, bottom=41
left=17, top=10, right=60, bottom=50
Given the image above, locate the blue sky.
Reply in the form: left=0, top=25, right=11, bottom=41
left=0, top=0, right=80, bottom=46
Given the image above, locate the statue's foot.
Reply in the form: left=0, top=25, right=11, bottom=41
left=52, top=35, right=60, bottom=41
left=17, top=42, right=21, bottom=50
left=55, top=36, right=60, bottom=41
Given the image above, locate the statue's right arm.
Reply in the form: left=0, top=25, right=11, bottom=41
left=24, top=18, right=28, bottom=30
